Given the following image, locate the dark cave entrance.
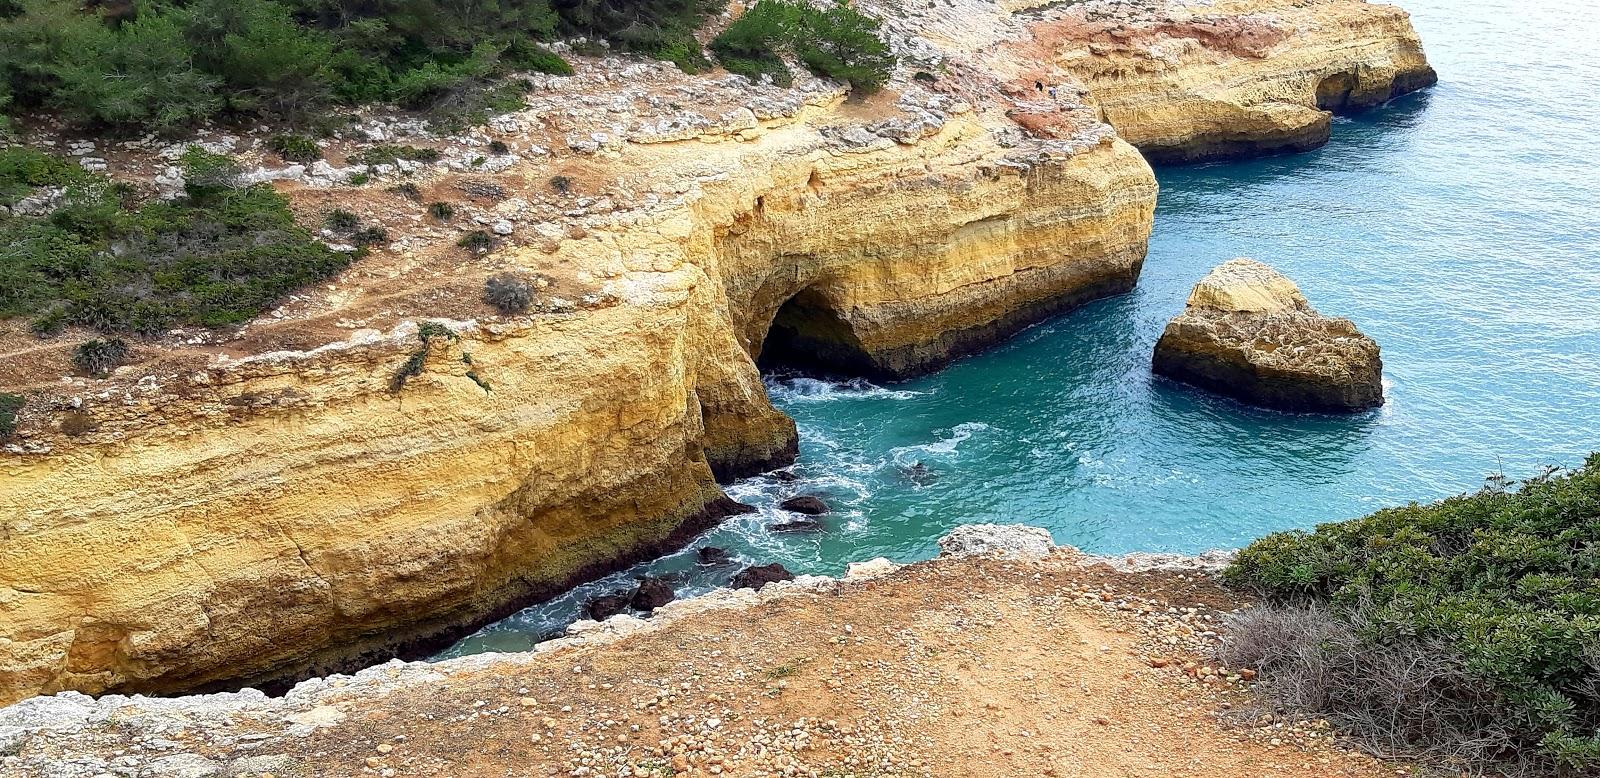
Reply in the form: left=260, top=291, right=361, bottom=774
left=1316, top=71, right=1360, bottom=112
left=755, top=287, right=876, bottom=378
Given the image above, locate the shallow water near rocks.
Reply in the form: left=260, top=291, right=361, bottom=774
left=441, top=0, right=1600, bottom=657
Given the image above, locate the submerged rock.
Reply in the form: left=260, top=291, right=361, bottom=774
left=769, top=518, right=824, bottom=533
left=630, top=578, right=675, bottom=612
left=696, top=546, right=732, bottom=566
left=779, top=495, right=829, bottom=515
left=730, top=563, right=795, bottom=590
left=1152, top=259, right=1384, bottom=412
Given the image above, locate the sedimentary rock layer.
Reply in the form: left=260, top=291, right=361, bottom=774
left=0, top=94, right=1155, bottom=704
left=1041, top=0, right=1437, bottom=163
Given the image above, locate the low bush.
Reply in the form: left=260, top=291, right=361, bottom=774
left=0, top=147, right=86, bottom=206
left=484, top=272, right=535, bottom=313
left=502, top=40, right=573, bottom=76
left=390, top=321, right=457, bottom=391
left=710, top=0, right=893, bottom=92
left=457, top=230, right=494, bottom=253
left=324, top=208, right=359, bottom=233
left=267, top=134, right=322, bottom=162
left=548, top=175, right=572, bottom=194
left=0, top=393, right=21, bottom=439
left=351, top=225, right=388, bottom=247
left=72, top=338, right=129, bottom=378
left=388, top=182, right=422, bottom=200
left=427, top=201, right=455, bottom=220
left=1223, top=456, right=1600, bottom=776
left=0, top=150, right=350, bottom=334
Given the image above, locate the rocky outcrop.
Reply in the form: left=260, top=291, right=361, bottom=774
left=1038, top=0, right=1436, bottom=163
left=0, top=0, right=1427, bottom=705
left=1152, top=259, right=1384, bottom=412
left=730, top=564, right=796, bottom=591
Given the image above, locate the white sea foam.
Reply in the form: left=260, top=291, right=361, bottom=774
left=888, top=421, right=991, bottom=466
left=765, top=376, right=928, bottom=403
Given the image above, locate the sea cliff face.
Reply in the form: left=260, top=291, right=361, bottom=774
left=1040, top=0, right=1437, bottom=163
left=0, top=0, right=1430, bottom=705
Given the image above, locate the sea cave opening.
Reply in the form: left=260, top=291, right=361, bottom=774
left=755, top=287, right=876, bottom=379
left=1316, top=71, right=1360, bottom=112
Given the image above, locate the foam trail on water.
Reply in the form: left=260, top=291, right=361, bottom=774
left=888, top=422, right=991, bottom=467
left=765, top=376, right=929, bottom=403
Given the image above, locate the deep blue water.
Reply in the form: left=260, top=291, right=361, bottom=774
left=443, top=0, right=1600, bottom=656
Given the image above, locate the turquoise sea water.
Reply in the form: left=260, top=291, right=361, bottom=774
left=443, top=0, right=1600, bottom=656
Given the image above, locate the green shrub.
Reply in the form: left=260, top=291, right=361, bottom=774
left=352, top=225, right=388, bottom=247
left=427, top=201, right=455, bottom=220
left=484, top=272, right=534, bottom=313
left=710, top=0, right=893, bottom=92
left=179, top=147, right=242, bottom=199
left=267, top=134, right=322, bottom=162
left=72, top=338, right=129, bottom=378
left=388, top=182, right=422, bottom=200
left=0, top=392, right=21, bottom=439
left=390, top=321, right=457, bottom=391
left=488, top=140, right=510, bottom=155
left=457, top=230, right=494, bottom=253
left=324, top=208, right=359, bottom=233
left=548, top=175, right=573, bottom=194
left=0, top=151, right=350, bottom=334
left=1224, top=455, right=1600, bottom=775
left=502, top=40, right=573, bottom=76
left=0, top=146, right=86, bottom=206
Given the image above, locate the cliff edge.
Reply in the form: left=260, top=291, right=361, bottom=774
left=0, top=529, right=1392, bottom=778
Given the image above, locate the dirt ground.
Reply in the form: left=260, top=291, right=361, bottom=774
left=12, top=553, right=1408, bottom=778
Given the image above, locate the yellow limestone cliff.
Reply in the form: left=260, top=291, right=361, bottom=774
left=0, top=0, right=1431, bottom=704
left=1034, top=0, right=1437, bottom=162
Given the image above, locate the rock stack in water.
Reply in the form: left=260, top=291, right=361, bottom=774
left=1152, top=259, right=1383, bottom=412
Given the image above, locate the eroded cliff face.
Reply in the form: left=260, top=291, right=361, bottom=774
left=1035, top=0, right=1437, bottom=163
left=0, top=0, right=1431, bottom=705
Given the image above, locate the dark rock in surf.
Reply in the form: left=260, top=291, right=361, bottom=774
left=630, top=577, right=675, bottom=612
left=697, top=546, right=732, bottom=566
left=779, top=495, right=829, bottom=515
left=731, top=563, right=795, bottom=590
left=584, top=592, right=631, bottom=621
left=769, top=518, right=824, bottom=533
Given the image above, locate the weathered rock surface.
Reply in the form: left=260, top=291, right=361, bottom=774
left=0, top=0, right=1427, bottom=705
left=1043, top=0, right=1437, bottom=163
left=629, top=578, right=675, bottom=612
left=1152, top=259, right=1385, bottom=412
left=584, top=593, right=632, bottom=622
left=730, top=564, right=796, bottom=591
